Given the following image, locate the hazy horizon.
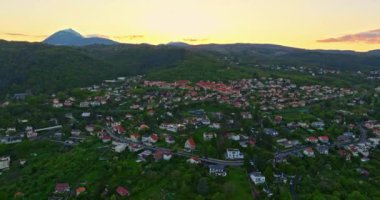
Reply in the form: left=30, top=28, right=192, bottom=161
left=1, top=0, right=380, bottom=51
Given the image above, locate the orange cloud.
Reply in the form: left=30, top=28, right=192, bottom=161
left=113, top=35, right=144, bottom=40
left=1, top=32, right=46, bottom=38
left=317, top=29, right=380, bottom=44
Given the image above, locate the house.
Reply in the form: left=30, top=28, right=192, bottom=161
left=201, top=117, right=211, bottom=125
left=225, top=149, right=244, bottom=160
left=102, top=135, right=112, bottom=143
left=81, top=112, right=91, bottom=118
left=187, top=156, right=201, bottom=164
left=316, top=145, right=329, bottom=155
left=142, top=134, right=150, bottom=143
left=311, top=121, right=325, bottom=129
left=55, top=183, right=70, bottom=193
left=1, top=135, right=22, bottom=144
left=128, top=143, right=143, bottom=152
left=139, top=124, right=150, bottom=130
left=113, top=143, right=127, bottom=153
left=264, top=128, right=279, bottom=137
left=209, top=165, right=227, bottom=176
left=138, top=150, right=152, bottom=159
left=305, top=136, right=318, bottom=143
left=203, top=132, right=216, bottom=141
left=150, top=134, right=159, bottom=143
left=274, top=115, right=283, bottom=124
left=154, top=150, right=163, bottom=161
left=165, top=135, right=175, bottom=144
left=130, top=133, right=141, bottom=142
left=250, top=172, right=266, bottom=184
left=85, top=125, right=95, bottom=133
left=184, top=138, right=196, bottom=151
left=25, top=126, right=35, bottom=137
left=318, top=136, right=329, bottom=143
left=71, top=130, right=81, bottom=137
left=228, top=133, right=240, bottom=141
left=0, top=156, right=10, bottom=170
left=76, top=187, right=86, bottom=196
left=241, top=112, right=253, bottom=119
left=163, top=151, right=173, bottom=161
left=303, top=147, right=315, bottom=157
left=209, top=123, right=221, bottom=129
left=114, top=125, right=126, bottom=134
left=116, top=186, right=129, bottom=197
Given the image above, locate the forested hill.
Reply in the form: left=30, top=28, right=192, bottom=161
left=185, top=44, right=380, bottom=71
left=1, top=40, right=380, bottom=98
left=0, top=41, right=213, bottom=96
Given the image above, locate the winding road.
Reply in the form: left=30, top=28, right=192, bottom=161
left=104, top=127, right=244, bottom=166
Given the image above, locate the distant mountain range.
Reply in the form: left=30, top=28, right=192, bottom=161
left=43, top=29, right=118, bottom=46
left=1, top=30, right=380, bottom=97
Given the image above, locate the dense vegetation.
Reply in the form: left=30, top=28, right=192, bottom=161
left=1, top=40, right=380, bottom=98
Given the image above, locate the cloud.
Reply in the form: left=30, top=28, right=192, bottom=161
left=317, top=29, right=380, bottom=44
left=1, top=32, right=46, bottom=38
left=113, top=35, right=144, bottom=40
left=183, top=38, right=208, bottom=43
left=86, top=34, right=110, bottom=39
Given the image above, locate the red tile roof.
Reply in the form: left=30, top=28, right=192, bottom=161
left=116, top=186, right=129, bottom=196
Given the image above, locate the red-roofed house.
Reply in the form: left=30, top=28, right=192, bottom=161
left=154, top=150, right=163, bottom=161
left=184, top=138, right=196, bottom=150
left=303, top=147, right=315, bottom=157
left=114, top=125, right=126, bottom=134
left=187, top=156, right=201, bottom=164
left=76, top=187, right=86, bottom=196
left=318, top=136, right=329, bottom=143
left=55, top=183, right=70, bottom=193
left=130, top=133, right=141, bottom=142
left=116, top=186, right=129, bottom=197
left=102, top=135, right=112, bottom=143
left=305, top=136, right=318, bottom=143
left=150, top=134, right=159, bottom=143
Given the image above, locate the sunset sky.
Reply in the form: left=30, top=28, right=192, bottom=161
left=0, top=0, right=380, bottom=51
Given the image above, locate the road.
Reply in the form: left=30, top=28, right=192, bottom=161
left=104, top=127, right=244, bottom=166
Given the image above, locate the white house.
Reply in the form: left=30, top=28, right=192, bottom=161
left=0, top=156, right=10, bottom=170
left=113, top=143, right=127, bottom=153
left=250, top=172, right=266, bottom=184
left=225, top=148, right=244, bottom=159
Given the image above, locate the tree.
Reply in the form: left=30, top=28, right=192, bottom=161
left=197, top=177, right=209, bottom=195
left=347, top=191, right=366, bottom=200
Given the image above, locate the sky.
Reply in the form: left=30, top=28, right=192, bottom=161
left=0, top=0, right=380, bottom=51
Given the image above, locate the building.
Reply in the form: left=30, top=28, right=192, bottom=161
left=203, top=132, right=216, bottom=141
left=305, top=136, right=318, bottom=143
left=1, top=135, right=22, bottom=144
left=55, top=183, right=70, bottom=193
left=264, top=128, right=279, bottom=137
left=116, top=186, right=130, bottom=197
left=209, top=165, right=227, bottom=176
left=250, top=172, right=266, bottom=184
left=225, top=149, right=244, bottom=160
left=163, top=151, right=173, bottom=161
left=184, top=138, right=196, bottom=150
left=0, top=156, right=10, bottom=170
left=316, top=145, right=329, bottom=155
left=165, top=135, right=175, bottom=144
left=303, top=147, right=315, bottom=157
left=318, top=136, right=329, bottom=143
left=113, top=143, right=127, bottom=153
left=187, top=156, right=201, bottom=164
